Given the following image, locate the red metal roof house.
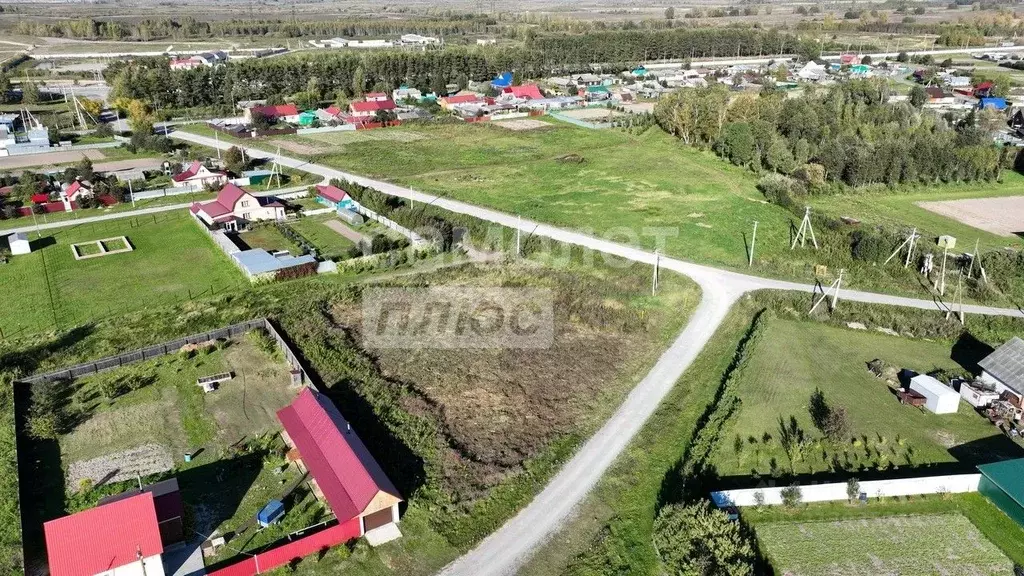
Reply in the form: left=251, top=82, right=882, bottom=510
left=245, top=104, right=300, bottom=124
left=62, top=180, right=93, bottom=201
left=44, top=492, right=165, bottom=576
left=189, top=183, right=285, bottom=230
left=501, top=84, right=543, bottom=100
left=277, top=388, right=403, bottom=538
left=172, top=160, right=228, bottom=189
left=349, top=99, right=397, bottom=118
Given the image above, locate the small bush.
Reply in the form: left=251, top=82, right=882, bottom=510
left=781, top=483, right=802, bottom=507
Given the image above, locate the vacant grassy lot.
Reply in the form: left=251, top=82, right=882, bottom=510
left=712, top=317, right=1023, bottom=480
left=809, top=173, right=1024, bottom=254
left=519, top=297, right=1024, bottom=576
left=756, top=514, right=1012, bottom=575
left=0, top=213, right=242, bottom=336
left=331, top=258, right=700, bottom=510
left=293, top=120, right=1024, bottom=303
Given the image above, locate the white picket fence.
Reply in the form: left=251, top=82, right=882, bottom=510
left=296, top=125, right=356, bottom=135
left=711, top=473, right=982, bottom=507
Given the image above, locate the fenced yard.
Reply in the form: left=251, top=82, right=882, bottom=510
left=0, top=212, right=243, bottom=338
left=756, top=514, right=1012, bottom=575
left=710, top=317, right=1024, bottom=481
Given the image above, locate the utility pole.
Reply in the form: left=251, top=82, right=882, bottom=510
left=515, top=215, right=521, bottom=258
left=884, top=228, right=918, bottom=268
left=939, top=245, right=948, bottom=296
left=215, top=129, right=221, bottom=161
left=748, top=220, right=758, bottom=267
left=128, top=179, right=135, bottom=208
left=791, top=206, right=818, bottom=250
left=652, top=249, right=660, bottom=296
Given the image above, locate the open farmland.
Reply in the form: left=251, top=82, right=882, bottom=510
left=756, top=514, right=1012, bottom=576
left=711, top=317, right=1023, bottom=481
left=0, top=212, right=242, bottom=337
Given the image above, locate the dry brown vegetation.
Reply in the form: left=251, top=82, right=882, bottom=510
left=332, top=261, right=699, bottom=502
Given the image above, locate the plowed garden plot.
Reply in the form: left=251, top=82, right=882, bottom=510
left=56, top=335, right=294, bottom=490
left=756, top=514, right=1012, bottom=575
left=917, top=195, right=1024, bottom=238
left=332, top=261, right=700, bottom=503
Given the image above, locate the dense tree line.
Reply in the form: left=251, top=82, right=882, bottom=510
left=655, top=80, right=1006, bottom=188
left=528, top=27, right=800, bottom=66
left=12, top=15, right=495, bottom=41
left=104, top=28, right=804, bottom=111
left=794, top=18, right=1008, bottom=47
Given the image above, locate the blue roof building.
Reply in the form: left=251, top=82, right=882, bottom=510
left=257, top=499, right=285, bottom=527
left=491, top=72, right=513, bottom=88
left=979, top=97, right=1008, bottom=111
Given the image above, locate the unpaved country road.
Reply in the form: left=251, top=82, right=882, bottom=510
left=172, top=129, right=1024, bottom=576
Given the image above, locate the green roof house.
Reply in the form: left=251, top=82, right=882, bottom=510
left=631, top=66, right=647, bottom=77
left=298, top=110, right=318, bottom=126
left=977, top=458, right=1024, bottom=528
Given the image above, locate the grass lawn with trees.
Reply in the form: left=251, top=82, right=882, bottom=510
left=0, top=213, right=242, bottom=337
left=710, top=317, right=1024, bottom=482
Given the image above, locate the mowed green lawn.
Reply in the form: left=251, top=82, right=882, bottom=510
left=757, top=514, right=1012, bottom=576
left=712, top=318, right=1023, bottom=478
left=1, top=213, right=242, bottom=335
left=288, top=216, right=357, bottom=260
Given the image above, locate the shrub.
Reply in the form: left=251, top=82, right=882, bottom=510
left=653, top=501, right=755, bottom=576
left=846, top=477, right=861, bottom=503
left=780, top=483, right=802, bottom=507
left=246, top=328, right=280, bottom=359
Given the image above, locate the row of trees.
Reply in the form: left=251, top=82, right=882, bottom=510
left=104, top=27, right=810, bottom=111
left=11, top=14, right=496, bottom=42
left=655, top=80, right=1008, bottom=188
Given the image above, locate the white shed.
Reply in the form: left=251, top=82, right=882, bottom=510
left=910, top=375, right=961, bottom=414
left=7, top=232, right=30, bottom=255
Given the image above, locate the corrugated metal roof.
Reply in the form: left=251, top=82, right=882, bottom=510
left=978, top=458, right=1024, bottom=508
left=44, top=492, right=162, bottom=576
left=978, top=337, right=1024, bottom=395
left=232, top=249, right=315, bottom=276
left=277, top=388, right=401, bottom=521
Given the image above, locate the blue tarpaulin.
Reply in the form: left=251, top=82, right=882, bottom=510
left=257, top=499, right=285, bottom=527
left=491, top=72, right=512, bottom=88
left=979, top=97, right=1008, bottom=110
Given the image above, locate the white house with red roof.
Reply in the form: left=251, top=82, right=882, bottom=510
left=44, top=492, right=165, bottom=576
left=277, top=387, right=403, bottom=543
left=190, top=183, right=285, bottom=231
left=500, top=84, right=543, bottom=101
left=172, top=161, right=229, bottom=189
left=61, top=179, right=93, bottom=201
left=439, top=92, right=483, bottom=110
left=349, top=98, right=397, bottom=118
left=244, top=104, right=301, bottom=124
left=364, top=92, right=389, bottom=102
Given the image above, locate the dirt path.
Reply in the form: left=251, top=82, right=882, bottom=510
left=323, top=218, right=368, bottom=244
left=0, top=149, right=106, bottom=171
